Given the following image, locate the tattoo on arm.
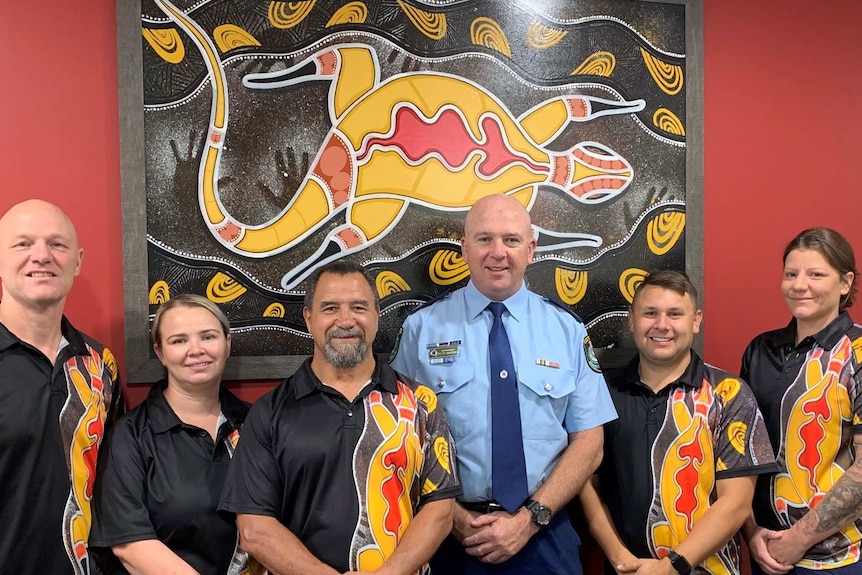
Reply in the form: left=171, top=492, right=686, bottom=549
left=810, top=438, right=862, bottom=533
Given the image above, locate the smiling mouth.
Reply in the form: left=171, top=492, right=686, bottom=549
left=186, top=361, right=212, bottom=369
left=28, top=272, right=55, bottom=277
left=487, top=266, right=508, bottom=272
left=649, top=337, right=673, bottom=342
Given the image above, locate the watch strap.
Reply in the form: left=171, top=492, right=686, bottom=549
left=666, top=550, right=692, bottom=575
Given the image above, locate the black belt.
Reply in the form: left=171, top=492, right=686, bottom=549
left=461, top=501, right=505, bottom=513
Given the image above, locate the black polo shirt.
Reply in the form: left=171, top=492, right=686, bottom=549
left=741, top=312, right=862, bottom=566
left=0, top=317, right=123, bottom=575
left=90, top=381, right=248, bottom=575
left=599, top=351, right=775, bottom=572
left=220, top=358, right=461, bottom=573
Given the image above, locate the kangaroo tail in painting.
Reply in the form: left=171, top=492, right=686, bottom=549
left=566, top=95, right=646, bottom=122
left=533, top=226, right=602, bottom=252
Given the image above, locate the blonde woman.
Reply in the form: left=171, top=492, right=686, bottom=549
left=91, top=295, right=249, bottom=574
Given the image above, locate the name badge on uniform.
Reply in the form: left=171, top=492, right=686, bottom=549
left=427, top=340, right=461, bottom=365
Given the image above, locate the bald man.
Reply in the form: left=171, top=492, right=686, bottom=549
left=0, top=199, right=123, bottom=575
left=392, top=194, right=617, bottom=574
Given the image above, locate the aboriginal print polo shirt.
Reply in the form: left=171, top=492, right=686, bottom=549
left=0, top=317, right=123, bottom=575
left=90, top=381, right=249, bottom=575
left=601, top=351, right=776, bottom=575
left=220, top=358, right=461, bottom=574
left=741, top=312, right=862, bottom=569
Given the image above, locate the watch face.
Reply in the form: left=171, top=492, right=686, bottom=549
left=536, top=507, right=552, bottom=525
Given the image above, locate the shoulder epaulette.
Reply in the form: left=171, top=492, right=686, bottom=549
left=541, top=296, right=585, bottom=323
left=404, top=289, right=455, bottom=317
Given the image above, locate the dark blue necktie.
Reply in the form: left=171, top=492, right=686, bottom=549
left=488, top=302, right=528, bottom=512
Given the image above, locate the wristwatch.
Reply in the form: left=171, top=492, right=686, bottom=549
left=524, top=499, right=552, bottom=527
left=666, top=550, right=692, bottom=575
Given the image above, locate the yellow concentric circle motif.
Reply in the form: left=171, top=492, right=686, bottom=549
left=571, top=51, right=616, bottom=77
left=206, top=272, right=247, bottom=303
left=326, top=1, right=368, bottom=26
left=526, top=22, right=567, bottom=49
left=647, top=212, right=685, bottom=256
left=375, top=270, right=411, bottom=299
left=148, top=280, right=170, bottom=304
left=554, top=268, right=588, bottom=305
left=653, top=108, right=685, bottom=136
left=434, top=436, right=451, bottom=473
left=213, top=24, right=261, bottom=52
left=430, top=250, right=470, bottom=285
left=619, top=268, right=648, bottom=304
left=640, top=48, right=683, bottom=95
left=414, top=385, right=438, bottom=414
left=268, top=1, right=315, bottom=29
left=102, top=348, right=119, bottom=380
left=263, top=303, right=285, bottom=318
left=470, top=17, right=512, bottom=57
left=142, top=28, right=185, bottom=64
left=396, top=0, right=446, bottom=40
left=727, top=421, right=749, bottom=455
left=714, top=377, right=741, bottom=403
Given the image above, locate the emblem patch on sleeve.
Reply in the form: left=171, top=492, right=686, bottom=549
left=584, top=335, right=601, bottom=373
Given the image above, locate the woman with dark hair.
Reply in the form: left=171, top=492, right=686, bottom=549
left=91, top=294, right=249, bottom=574
left=741, top=228, right=862, bottom=574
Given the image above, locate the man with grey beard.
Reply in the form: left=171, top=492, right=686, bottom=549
left=220, top=261, right=461, bottom=575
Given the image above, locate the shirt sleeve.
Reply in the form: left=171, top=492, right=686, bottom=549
left=713, top=376, right=777, bottom=478
left=218, top=394, right=284, bottom=517
left=90, top=417, right=157, bottom=548
left=390, top=314, right=420, bottom=377
left=564, top=326, right=618, bottom=432
left=739, top=339, right=755, bottom=384
left=102, top=346, right=126, bottom=428
left=417, top=390, right=462, bottom=505
left=851, top=335, right=862, bottom=435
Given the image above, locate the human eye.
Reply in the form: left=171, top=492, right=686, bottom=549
left=783, top=270, right=796, bottom=279
left=668, top=310, right=684, bottom=318
left=504, top=236, right=521, bottom=246
left=168, top=337, right=186, bottom=345
left=642, top=310, right=657, bottom=318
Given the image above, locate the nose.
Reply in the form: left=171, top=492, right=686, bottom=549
left=654, top=313, right=670, bottom=329
left=489, top=238, right=506, bottom=258
left=335, top=307, right=356, bottom=325
left=187, top=337, right=205, bottom=355
left=790, top=274, right=807, bottom=292
left=30, top=240, right=53, bottom=263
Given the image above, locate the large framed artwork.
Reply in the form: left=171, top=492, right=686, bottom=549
left=118, top=0, right=703, bottom=382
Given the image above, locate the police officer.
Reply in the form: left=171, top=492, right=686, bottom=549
left=392, top=194, right=616, bottom=574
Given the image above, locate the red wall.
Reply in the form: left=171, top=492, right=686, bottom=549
left=703, top=0, right=862, bottom=374
left=2, top=1, right=861, bottom=569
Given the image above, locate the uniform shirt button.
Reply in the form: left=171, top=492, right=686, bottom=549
left=438, top=380, right=446, bottom=388
left=500, top=370, right=508, bottom=379
left=347, top=410, right=353, bottom=417
left=544, top=383, right=552, bottom=391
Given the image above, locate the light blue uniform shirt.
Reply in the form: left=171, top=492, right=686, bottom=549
left=391, top=280, right=617, bottom=502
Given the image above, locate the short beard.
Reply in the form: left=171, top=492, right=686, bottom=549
left=324, top=328, right=368, bottom=369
